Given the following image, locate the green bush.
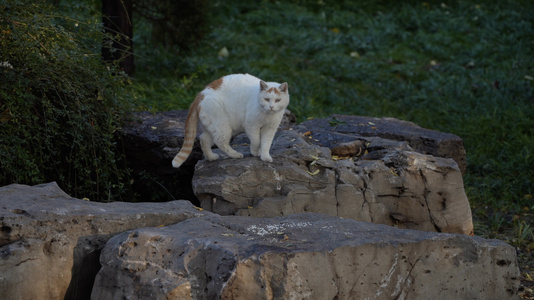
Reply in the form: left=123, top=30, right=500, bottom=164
left=0, top=0, right=132, bottom=201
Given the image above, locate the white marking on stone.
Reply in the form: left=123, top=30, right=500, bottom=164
left=273, top=170, right=283, bottom=191
left=375, top=253, right=399, bottom=297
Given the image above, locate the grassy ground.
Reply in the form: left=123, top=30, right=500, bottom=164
left=130, top=0, right=534, bottom=296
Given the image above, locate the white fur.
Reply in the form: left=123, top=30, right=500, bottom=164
left=198, top=74, right=289, bottom=163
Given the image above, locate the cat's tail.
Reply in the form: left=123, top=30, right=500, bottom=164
left=172, top=93, right=203, bottom=168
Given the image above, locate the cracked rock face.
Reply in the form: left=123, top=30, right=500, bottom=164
left=0, top=182, right=206, bottom=300
left=91, top=213, right=519, bottom=300
left=298, top=115, right=467, bottom=174
left=193, top=126, right=474, bottom=235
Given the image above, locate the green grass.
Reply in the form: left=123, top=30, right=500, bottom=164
left=129, top=0, right=534, bottom=294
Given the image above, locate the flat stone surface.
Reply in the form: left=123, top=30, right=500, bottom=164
left=92, top=213, right=520, bottom=300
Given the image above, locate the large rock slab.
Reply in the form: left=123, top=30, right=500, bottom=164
left=92, top=213, right=520, bottom=300
left=0, top=182, right=206, bottom=300
left=193, top=129, right=474, bottom=235
left=298, top=115, right=467, bottom=173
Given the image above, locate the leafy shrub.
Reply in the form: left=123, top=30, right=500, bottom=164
left=0, top=0, right=132, bottom=201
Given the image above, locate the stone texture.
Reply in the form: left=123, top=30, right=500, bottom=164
left=0, top=182, right=206, bottom=300
left=92, top=213, right=520, bottom=300
left=193, top=129, right=474, bottom=235
left=298, top=115, right=467, bottom=174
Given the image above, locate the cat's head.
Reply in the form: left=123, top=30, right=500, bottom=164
left=258, top=81, right=289, bottom=113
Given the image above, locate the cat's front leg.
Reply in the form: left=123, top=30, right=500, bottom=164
left=259, top=127, right=277, bottom=162
left=246, top=127, right=261, bottom=156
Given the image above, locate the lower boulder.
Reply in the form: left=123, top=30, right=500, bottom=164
left=0, top=182, right=206, bottom=300
left=91, top=213, right=520, bottom=300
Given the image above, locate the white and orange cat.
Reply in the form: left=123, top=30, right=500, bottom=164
left=172, top=74, right=289, bottom=168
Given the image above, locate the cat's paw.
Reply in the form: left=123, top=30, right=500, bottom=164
left=228, top=152, right=244, bottom=159
left=206, top=153, right=220, bottom=161
left=260, top=154, right=273, bottom=163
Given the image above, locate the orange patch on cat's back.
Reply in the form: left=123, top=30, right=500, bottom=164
left=207, top=77, right=224, bottom=90
left=266, top=87, right=281, bottom=95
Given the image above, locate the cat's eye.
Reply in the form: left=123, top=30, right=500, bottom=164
left=275, top=99, right=281, bottom=103
left=264, top=98, right=270, bottom=102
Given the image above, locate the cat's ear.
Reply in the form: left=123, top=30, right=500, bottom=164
left=260, top=81, right=268, bottom=91
left=279, top=82, right=288, bottom=93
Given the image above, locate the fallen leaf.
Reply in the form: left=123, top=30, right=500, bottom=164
left=307, top=169, right=320, bottom=176
left=194, top=206, right=203, bottom=211
left=218, top=47, right=229, bottom=58
left=329, top=117, right=347, bottom=126
left=0, top=109, right=11, bottom=123
left=221, top=233, right=234, bottom=237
